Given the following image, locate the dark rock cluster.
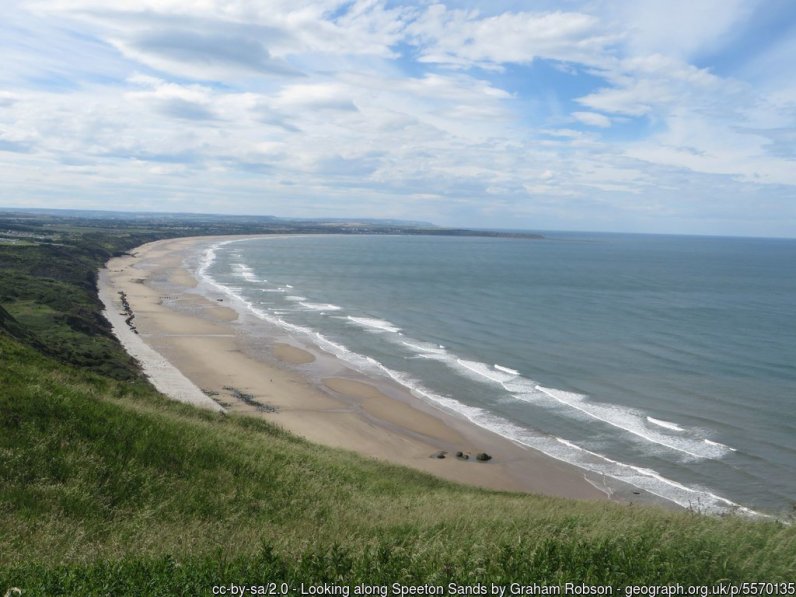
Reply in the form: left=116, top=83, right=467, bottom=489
left=117, top=291, right=136, bottom=334
left=430, top=450, right=492, bottom=462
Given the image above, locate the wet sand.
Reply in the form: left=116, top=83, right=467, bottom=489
left=99, top=236, right=609, bottom=499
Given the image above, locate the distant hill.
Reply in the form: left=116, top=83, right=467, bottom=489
left=0, top=207, right=542, bottom=239
left=0, top=207, right=430, bottom=228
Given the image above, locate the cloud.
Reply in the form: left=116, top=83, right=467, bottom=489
left=101, top=148, right=200, bottom=164
left=577, top=54, right=730, bottom=117
left=754, top=127, right=796, bottom=159
left=1, top=0, right=795, bottom=236
left=407, top=5, right=618, bottom=69
left=0, top=138, right=32, bottom=153
left=128, top=28, right=300, bottom=77
left=626, top=114, right=796, bottom=186
left=0, top=93, right=18, bottom=108
left=37, top=1, right=413, bottom=75
left=125, top=77, right=220, bottom=121
left=605, top=0, right=756, bottom=60
left=156, top=98, right=218, bottom=121
left=271, top=83, right=359, bottom=111
left=572, top=111, right=611, bottom=127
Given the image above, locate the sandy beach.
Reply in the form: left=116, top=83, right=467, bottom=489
left=99, top=236, right=610, bottom=499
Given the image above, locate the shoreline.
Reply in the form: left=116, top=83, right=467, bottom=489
left=99, top=235, right=616, bottom=500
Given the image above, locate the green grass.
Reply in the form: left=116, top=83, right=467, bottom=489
left=0, top=230, right=160, bottom=380
left=0, top=239, right=37, bottom=246
left=1, top=297, right=136, bottom=379
left=1, top=332, right=794, bottom=594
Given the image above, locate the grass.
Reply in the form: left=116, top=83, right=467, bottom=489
left=1, top=332, right=794, bottom=594
left=0, top=230, right=159, bottom=380
left=1, top=297, right=136, bottom=379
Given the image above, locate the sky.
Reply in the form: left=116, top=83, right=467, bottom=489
left=1, top=0, right=795, bottom=236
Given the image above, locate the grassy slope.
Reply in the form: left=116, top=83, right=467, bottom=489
left=0, top=229, right=165, bottom=380
left=1, top=332, right=794, bottom=594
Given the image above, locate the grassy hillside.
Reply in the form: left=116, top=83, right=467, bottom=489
left=1, top=332, right=795, bottom=594
left=1, top=213, right=794, bottom=594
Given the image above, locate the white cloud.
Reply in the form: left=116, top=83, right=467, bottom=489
left=605, top=0, right=756, bottom=60
left=577, top=54, right=730, bottom=117
left=33, top=0, right=413, bottom=80
left=627, top=113, right=796, bottom=186
left=572, top=111, right=610, bottom=127
left=1, top=0, right=794, bottom=235
left=407, top=5, right=618, bottom=68
left=270, top=83, right=359, bottom=111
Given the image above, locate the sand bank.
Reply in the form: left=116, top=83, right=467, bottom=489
left=99, top=236, right=608, bottom=499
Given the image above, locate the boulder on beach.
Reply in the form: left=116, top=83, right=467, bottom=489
left=475, top=452, right=492, bottom=462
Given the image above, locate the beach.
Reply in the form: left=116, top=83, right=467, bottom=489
left=99, top=235, right=612, bottom=500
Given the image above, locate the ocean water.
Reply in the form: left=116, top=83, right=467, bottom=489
left=196, top=232, right=796, bottom=516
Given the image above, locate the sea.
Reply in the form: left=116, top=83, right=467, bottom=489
left=192, top=232, right=796, bottom=517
